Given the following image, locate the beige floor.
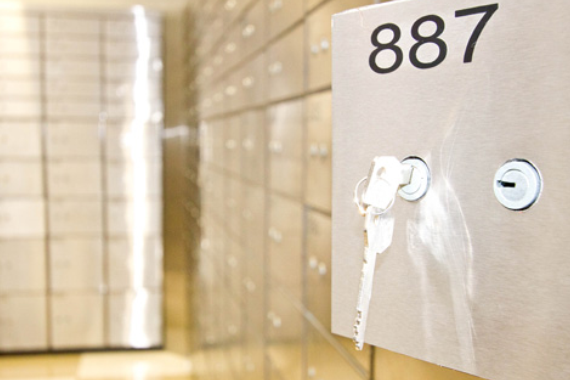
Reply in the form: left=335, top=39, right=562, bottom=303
left=0, top=351, right=193, bottom=380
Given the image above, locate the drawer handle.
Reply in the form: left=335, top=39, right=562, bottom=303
left=268, top=227, right=282, bottom=243
left=308, top=367, right=317, bottom=378
left=243, top=278, right=256, bottom=292
left=268, top=141, right=282, bottom=154
left=242, top=76, right=255, bottom=88
left=242, top=138, right=254, bottom=151
left=310, top=44, right=320, bottom=55
left=308, top=256, right=318, bottom=269
left=213, top=55, right=223, bottom=66
left=225, top=139, right=237, bottom=150
left=318, top=143, right=328, bottom=158
left=225, top=86, right=237, bottom=96
left=320, top=38, right=330, bottom=52
left=242, top=24, right=256, bottom=38
left=224, top=0, right=237, bottom=11
left=268, top=61, right=283, bottom=76
left=318, top=262, right=327, bottom=276
left=225, top=42, right=237, bottom=54
left=269, top=0, right=283, bottom=13
left=309, top=143, right=319, bottom=157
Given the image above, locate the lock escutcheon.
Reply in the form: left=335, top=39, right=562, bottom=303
left=493, top=159, right=542, bottom=211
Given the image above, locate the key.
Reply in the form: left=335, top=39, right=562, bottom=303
left=353, top=157, right=412, bottom=350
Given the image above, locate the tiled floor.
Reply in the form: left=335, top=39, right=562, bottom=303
left=0, top=351, right=193, bottom=380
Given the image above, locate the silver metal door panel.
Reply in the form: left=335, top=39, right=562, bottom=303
left=267, top=0, right=304, bottom=40
left=266, top=287, right=303, bottom=380
left=48, top=160, right=102, bottom=197
left=306, top=210, right=332, bottom=329
left=305, top=91, right=332, bottom=212
left=0, top=200, right=45, bottom=238
left=46, top=101, right=101, bottom=119
left=45, top=38, right=100, bottom=59
left=0, top=15, right=39, bottom=35
left=107, top=237, right=163, bottom=291
left=241, top=110, right=265, bottom=186
left=0, top=37, right=40, bottom=57
left=0, top=123, right=41, bottom=158
left=224, top=296, right=243, bottom=375
left=222, top=26, right=242, bottom=73
left=243, top=183, right=265, bottom=260
left=245, top=261, right=264, bottom=331
left=267, top=99, right=303, bottom=199
left=0, top=100, right=41, bottom=119
left=241, top=0, right=266, bottom=59
left=306, top=325, right=367, bottom=380
left=332, top=1, right=570, bottom=379
left=225, top=71, right=243, bottom=113
left=45, top=16, right=100, bottom=36
left=268, top=195, right=303, bottom=299
left=224, top=0, right=252, bottom=25
left=0, top=295, right=47, bottom=351
left=0, top=161, right=43, bottom=197
left=226, top=237, right=244, bottom=301
left=49, top=238, right=104, bottom=292
left=106, top=199, right=161, bottom=237
left=0, top=80, right=41, bottom=98
left=224, top=115, right=241, bottom=176
left=45, top=80, right=101, bottom=99
left=50, top=293, right=104, bottom=349
left=0, top=58, right=40, bottom=79
left=241, top=52, right=266, bottom=107
left=45, top=59, right=100, bottom=81
left=243, top=327, right=264, bottom=380
left=107, top=289, right=162, bottom=348
left=49, top=200, right=102, bottom=236
left=267, top=26, right=304, bottom=102
left=106, top=160, right=162, bottom=198
left=225, top=177, right=243, bottom=241
left=46, top=123, right=101, bottom=158
left=0, top=240, right=45, bottom=293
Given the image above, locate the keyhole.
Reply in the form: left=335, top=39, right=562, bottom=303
left=498, top=180, right=516, bottom=188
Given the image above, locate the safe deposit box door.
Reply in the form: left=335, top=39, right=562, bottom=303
left=332, top=1, right=570, bottom=379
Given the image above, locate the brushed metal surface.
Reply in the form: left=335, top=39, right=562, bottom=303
left=0, top=295, right=48, bottom=351
left=332, top=1, right=570, bottom=379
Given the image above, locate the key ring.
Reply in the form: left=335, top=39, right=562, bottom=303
left=353, top=176, right=396, bottom=216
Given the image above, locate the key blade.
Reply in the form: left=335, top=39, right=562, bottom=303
left=353, top=212, right=395, bottom=350
left=354, top=245, right=377, bottom=350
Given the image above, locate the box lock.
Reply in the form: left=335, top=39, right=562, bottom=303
left=398, top=157, right=431, bottom=202
left=494, top=159, right=542, bottom=211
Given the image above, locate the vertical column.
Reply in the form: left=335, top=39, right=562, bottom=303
left=0, top=10, right=48, bottom=353
left=103, top=10, right=164, bottom=349
left=44, top=13, right=105, bottom=350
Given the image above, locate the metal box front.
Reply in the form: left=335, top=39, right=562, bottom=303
left=332, top=1, right=570, bottom=379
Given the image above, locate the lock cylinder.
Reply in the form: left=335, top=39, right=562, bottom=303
left=493, top=159, right=542, bottom=211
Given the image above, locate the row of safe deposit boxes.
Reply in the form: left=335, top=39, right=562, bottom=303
left=0, top=9, right=164, bottom=351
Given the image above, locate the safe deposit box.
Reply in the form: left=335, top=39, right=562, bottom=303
left=331, top=0, right=570, bottom=379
